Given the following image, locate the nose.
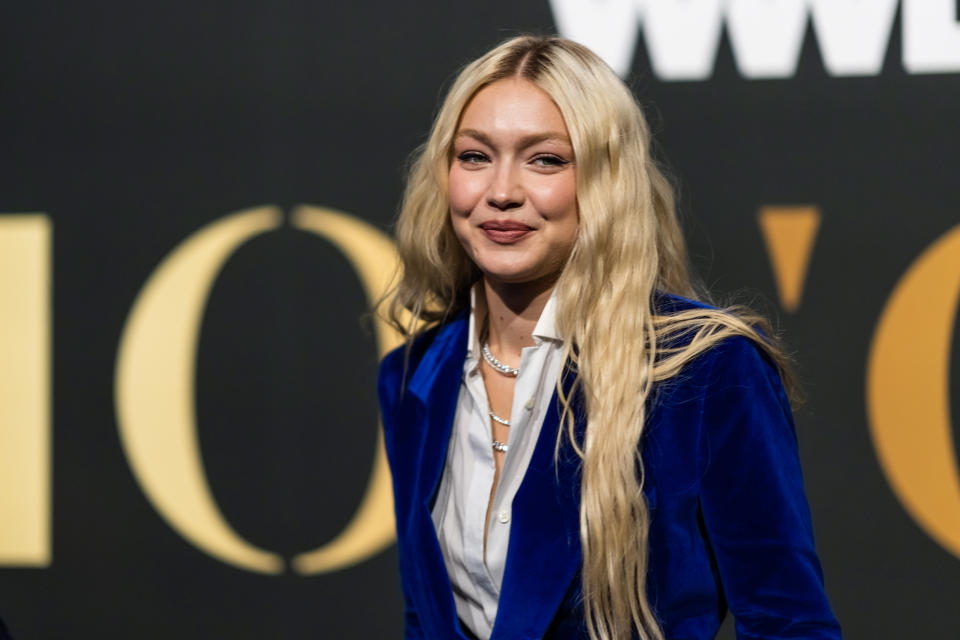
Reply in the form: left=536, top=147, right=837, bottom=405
left=486, top=164, right=523, bottom=211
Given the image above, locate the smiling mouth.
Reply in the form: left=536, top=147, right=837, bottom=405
left=480, top=221, right=534, bottom=244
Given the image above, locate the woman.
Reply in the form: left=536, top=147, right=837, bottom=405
left=378, top=35, right=841, bottom=640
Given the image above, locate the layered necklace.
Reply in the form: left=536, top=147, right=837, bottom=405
left=481, top=339, right=518, bottom=453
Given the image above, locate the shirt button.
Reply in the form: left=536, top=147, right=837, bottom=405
left=497, top=510, right=510, bottom=524
left=524, top=397, right=535, bottom=410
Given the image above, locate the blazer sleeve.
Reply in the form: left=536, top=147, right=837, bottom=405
left=377, top=348, right=426, bottom=640
left=696, top=337, right=842, bottom=639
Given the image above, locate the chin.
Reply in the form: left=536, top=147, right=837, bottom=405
left=475, top=264, right=529, bottom=282
left=470, top=254, right=526, bottom=278
left=480, top=264, right=551, bottom=286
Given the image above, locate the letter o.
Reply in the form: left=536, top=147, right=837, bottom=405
left=289, top=205, right=402, bottom=574
left=115, top=205, right=402, bottom=574
left=867, top=223, right=960, bottom=559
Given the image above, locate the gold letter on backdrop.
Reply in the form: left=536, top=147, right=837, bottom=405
left=115, top=207, right=286, bottom=574
left=289, top=204, right=402, bottom=574
left=757, top=205, right=821, bottom=313
left=115, top=205, right=402, bottom=575
left=867, top=223, right=960, bottom=560
left=0, top=214, right=51, bottom=567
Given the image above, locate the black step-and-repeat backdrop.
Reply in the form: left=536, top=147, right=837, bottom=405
left=2, top=2, right=959, bottom=638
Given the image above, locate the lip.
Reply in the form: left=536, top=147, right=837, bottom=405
left=479, top=220, right=534, bottom=244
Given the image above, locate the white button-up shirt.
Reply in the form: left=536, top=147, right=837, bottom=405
left=430, top=285, right=565, bottom=639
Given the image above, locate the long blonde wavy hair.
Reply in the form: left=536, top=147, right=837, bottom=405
left=386, top=35, right=795, bottom=640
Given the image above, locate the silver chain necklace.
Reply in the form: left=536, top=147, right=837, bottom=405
left=481, top=338, right=515, bottom=452
left=489, top=409, right=510, bottom=452
left=481, top=341, right=519, bottom=376
left=488, top=410, right=510, bottom=426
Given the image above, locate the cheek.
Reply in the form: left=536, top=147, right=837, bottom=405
left=449, top=210, right=470, bottom=252
left=529, top=176, right=578, bottom=220
left=537, top=176, right=579, bottom=250
left=448, top=167, right=484, bottom=216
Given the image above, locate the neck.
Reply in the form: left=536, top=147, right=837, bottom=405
left=481, top=275, right=555, bottom=361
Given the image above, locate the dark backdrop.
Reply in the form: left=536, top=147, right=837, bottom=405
left=2, top=2, right=959, bottom=638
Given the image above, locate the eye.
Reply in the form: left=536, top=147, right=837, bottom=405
left=531, top=154, right=570, bottom=168
left=457, top=151, right=489, bottom=165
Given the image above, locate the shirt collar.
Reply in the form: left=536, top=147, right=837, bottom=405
left=466, top=282, right=561, bottom=362
left=532, top=288, right=560, bottom=344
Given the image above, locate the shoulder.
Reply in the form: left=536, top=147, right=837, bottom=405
left=651, top=291, right=786, bottom=409
left=654, top=290, right=778, bottom=369
left=653, top=334, right=784, bottom=414
left=377, top=324, right=439, bottom=407
left=683, top=335, right=794, bottom=447
left=649, top=300, right=797, bottom=480
left=701, top=335, right=784, bottom=402
left=378, top=321, right=447, bottom=384
left=377, top=312, right=468, bottom=411
left=652, top=289, right=716, bottom=315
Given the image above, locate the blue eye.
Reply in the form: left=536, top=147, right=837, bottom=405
left=532, top=154, right=569, bottom=167
left=457, top=151, right=488, bottom=164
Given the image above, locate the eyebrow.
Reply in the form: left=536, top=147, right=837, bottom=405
left=455, top=128, right=571, bottom=149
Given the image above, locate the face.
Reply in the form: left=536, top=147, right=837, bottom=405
left=449, top=78, right=578, bottom=287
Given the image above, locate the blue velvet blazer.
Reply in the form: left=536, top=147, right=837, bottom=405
left=378, top=293, right=841, bottom=640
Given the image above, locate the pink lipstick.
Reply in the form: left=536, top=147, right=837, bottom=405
left=480, top=220, right=533, bottom=244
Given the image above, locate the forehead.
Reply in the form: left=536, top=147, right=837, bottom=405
left=458, top=78, right=569, bottom=138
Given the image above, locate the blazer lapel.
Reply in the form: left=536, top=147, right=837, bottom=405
left=402, top=313, right=474, bottom=638
left=491, top=368, right=584, bottom=639
left=407, top=314, right=470, bottom=502
left=401, top=319, right=584, bottom=640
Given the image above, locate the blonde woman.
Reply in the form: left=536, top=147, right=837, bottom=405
left=378, top=35, right=841, bottom=640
